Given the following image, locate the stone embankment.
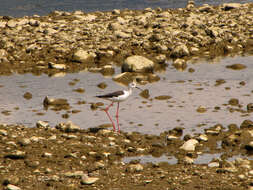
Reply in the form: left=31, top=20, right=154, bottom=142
left=0, top=2, right=252, bottom=76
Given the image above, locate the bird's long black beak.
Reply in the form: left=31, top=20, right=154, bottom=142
left=136, top=86, right=143, bottom=91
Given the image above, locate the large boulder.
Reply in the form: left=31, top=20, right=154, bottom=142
left=72, top=49, right=96, bottom=63
left=122, top=55, right=154, bottom=72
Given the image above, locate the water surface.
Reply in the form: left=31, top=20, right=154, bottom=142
left=0, top=56, right=253, bottom=135
left=1, top=0, right=253, bottom=17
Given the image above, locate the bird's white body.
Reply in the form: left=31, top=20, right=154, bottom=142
left=105, top=88, right=133, bottom=102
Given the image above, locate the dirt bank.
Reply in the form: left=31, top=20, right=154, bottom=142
left=0, top=121, right=252, bottom=190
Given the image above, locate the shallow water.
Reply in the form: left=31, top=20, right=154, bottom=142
left=0, top=56, right=253, bottom=135
left=123, top=152, right=253, bottom=165
left=1, top=0, right=253, bottom=17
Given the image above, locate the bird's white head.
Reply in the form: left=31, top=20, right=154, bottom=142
left=128, top=82, right=137, bottom=88
left=128, top=82, right=142, bottom=91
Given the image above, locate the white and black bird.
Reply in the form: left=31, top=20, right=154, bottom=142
left=96, top=82, right=142, bottom=132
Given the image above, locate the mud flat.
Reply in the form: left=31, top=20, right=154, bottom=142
left=0, top=121, right=252, bottom=190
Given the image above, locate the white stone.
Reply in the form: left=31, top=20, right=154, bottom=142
left=81, top=174, right=99, bottom=185
left=43, top=152, right=52, bottom=158
left=208, top=162, right=220, bottom=167
left=197, top=134, right=208, bottom=142
left=180, top=139, right=199, bottom=151
left=36, top=120, right=49, bottom=128
left=48, top=62, right=66, bottom=70
left=7, top=184, right=21, bottom=190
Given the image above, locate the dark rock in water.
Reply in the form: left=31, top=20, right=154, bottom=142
left=228, top=98, right=239, bottom=106
left=97, top=82, right=107, bottom=89
left=155, top=95, right=172, bottom=100
left=43, top=96, right=69, bottom=106
left=23, top=92, right=32, bottom=100
left=247, top=103, right=253, bottom=112
left=139, top=89, right=150, bottom=99
left=215, top=79, right=226, bottom=86
left=226, top=64, right=246, bottom=70
left=240, top=120, right=253, bottom=129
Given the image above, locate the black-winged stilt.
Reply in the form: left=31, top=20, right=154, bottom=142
left=96, top=82, right=142, bottom=132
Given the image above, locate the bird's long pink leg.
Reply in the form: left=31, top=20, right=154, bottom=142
left=116, top=102, right=120, bottom=132
left=104, top=102, right=116, bottom=131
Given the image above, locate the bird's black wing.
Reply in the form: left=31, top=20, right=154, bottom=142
left=96, top=90, right=124, bottom=98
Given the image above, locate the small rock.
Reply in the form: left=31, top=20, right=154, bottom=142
left=222, top=3, right=242, bottom=11
left=81, top=174, right=99, bottom=185
left=43, top=152, right=52, bottom=158
left=240, top=120, right=253, bottom=129
left=126, top=163, right=144, bottom=172
left=56, top=121, right=81, bottom=132
left=23, top=92, right=32, bottom=100
left=197, top=134, right=208, bottom=142
left=247, top=103, right=253, bottom=112
left=166, top=135, right=179, bottom=141
left=196, top=106, right=207, bottom=113
left=182, top=156, right=194, bottom=164
left=180, top=139, right=199, bottom=151
left=100, top=65, right=115, bottom=76
left=64, top=171, right=84, bottom=178
left=171, top=44, right=190, bottom=58
left=208, top=162, right=220, bottom=168
left=36, top=120, right=49, bottom=128
left=72, top=49, right=96, bottom=63
left=30, top=136, right=44, bottom=142
left=18, top=138, right=31, bottom=146
left=0, top=129, right=8, bottom=136
left=238, top=174, right=245, bottom=180
left=172, top=58, right=187, bottom=70
left=245, top=141, right=253, bottom=151
left=6, top=184, right=21, bottom=190
left=48, top=62, right=66, bottom=70
left=228, top=98, right=239, bottom=106
left=43, top=96, right=69, bottom=106
left=5, top=150, right=26, bottom=159
left=226, top=64, right=246, bottom=70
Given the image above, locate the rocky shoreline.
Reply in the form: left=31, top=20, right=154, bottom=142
left=1, top=2, right=253, bottom=190
left=0, top=120, right=252, bottom=190
left=0, top=2, right=252, bottom=76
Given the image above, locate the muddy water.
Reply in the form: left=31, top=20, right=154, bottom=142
left=1, top=56, right=253, bottom=135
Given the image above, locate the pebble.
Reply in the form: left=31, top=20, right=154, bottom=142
left=180, top=139, right=199, bottom=151
left=208, top=162, right=220, bottom=168
left=18, top=138, right=31, bottom=146
left=197, top=134, right=208, bottom=142
left=64, top=171, right=84, bottom=178
left=81, top=174, right=99, bottom=185
left=167, top=135, right=179, bottom=141
left=56, top=121, right=81, bottom=132
left=5, top=150, right=26, bottom=159
left=43, top=152, right=52, bottom=158
left=6, top=184, right=21, bottom=190
left=36, top=120, right=49, bottom=128
left=126, top=163, right=144, bottom=172
left=0, top=129, right=8, bottom=136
